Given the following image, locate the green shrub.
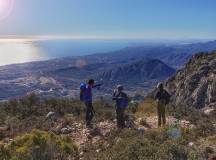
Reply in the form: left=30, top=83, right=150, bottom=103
left=97, top=129, right=198, bottom=160
left=128, top=101, right=139, bottom=113
left=1, top=129, right=78, bottom=160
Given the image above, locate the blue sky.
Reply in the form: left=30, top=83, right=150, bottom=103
left=0, top=0, right=216, bottom=39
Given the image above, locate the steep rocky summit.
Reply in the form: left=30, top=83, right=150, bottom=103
left=166, top=51, right=216, bottom=109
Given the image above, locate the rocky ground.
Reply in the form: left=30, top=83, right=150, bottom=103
left=43, top=112, right=196, bottom=150
left=0, top=98, right=216, bottom=160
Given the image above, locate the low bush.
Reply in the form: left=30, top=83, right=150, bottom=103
left=135, top=98, right=157, bottom=117
left=0, top=129, right=78, bottom=160
left=97, top=129, right=198, bottom=160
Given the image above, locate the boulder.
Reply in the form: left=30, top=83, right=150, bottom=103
left=137, top=127, right=145, bottom=134
left=46, top=111, right=57, bottom=120
left=203, top=108, right=215, bottom=116
left=0, top=126, right=9, bottom=131
left=61, top=127, right=72, bottom=134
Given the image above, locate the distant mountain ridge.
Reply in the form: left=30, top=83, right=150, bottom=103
left=92, top=59, right=175, bottom=95
left=96, top=59, right=175, bottom=83
left=85, top=40, right=216, bottom=69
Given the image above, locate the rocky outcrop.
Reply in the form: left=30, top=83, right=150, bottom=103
left=166, top=51, right=216, bottom=109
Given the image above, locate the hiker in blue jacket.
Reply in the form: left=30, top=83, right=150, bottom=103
left=113, top=85, right=129, bottom=128
left=80, top=79, right=101, bottom=127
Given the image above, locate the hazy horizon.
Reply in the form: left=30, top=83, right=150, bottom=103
left=0, top=0, right=215, bottom=66
left=0, top=37, right=215, bottom=66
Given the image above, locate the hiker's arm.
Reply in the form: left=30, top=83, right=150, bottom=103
left=112, top=91, right=121, bottom=100
left=113, top=95, right=124, bottom=100
left=154, top=92, right=159, bottom=100
left=92, top=84, right=102, bottom=88
left=113, top=97, right=124, bottom=100
left=112, top=93, right=118, bottom=100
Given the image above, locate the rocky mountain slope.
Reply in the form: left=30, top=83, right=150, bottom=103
left=95, top=59, right=175, bottom=93
left=166, top=51, right=216, bottom=109
left=97, top=59, right=175, bottom=82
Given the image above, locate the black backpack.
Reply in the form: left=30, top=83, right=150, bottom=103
left=164, top=91, right=171, bottom=105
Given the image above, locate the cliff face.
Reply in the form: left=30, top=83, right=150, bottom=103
left=166, top=51, right=216, bottom=109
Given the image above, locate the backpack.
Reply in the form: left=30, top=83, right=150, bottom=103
left=120, top=97, right=129, bottom=109
left=118, top=92, right=129, bottom=109
left=80, top=83, right=87, bottom=101
left=155, top=90, right=171, bottom=105
left=164, top=91, right=171, bottom=105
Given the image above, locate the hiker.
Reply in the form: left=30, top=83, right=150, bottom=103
left=80, top=79, right=102, bottom=127
left=155, top=83, right=170, bottom=127
left=112, top=85, right=129, bottom=128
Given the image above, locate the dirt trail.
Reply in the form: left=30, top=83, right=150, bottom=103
left=68, top=121, right=116, bottom=147
left=137, top=116, right=195, bottom=129
left=57, top=115, right=195, bottom=149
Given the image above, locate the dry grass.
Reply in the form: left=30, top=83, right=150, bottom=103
left=135, top=98, right=157, bottom=117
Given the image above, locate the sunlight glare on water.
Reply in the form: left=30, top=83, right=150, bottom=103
left=0, top=39, right=47, bottom=66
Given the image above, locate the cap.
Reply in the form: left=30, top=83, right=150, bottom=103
left=117, top=84, right=124, bottom=90
left=157, top=82, right=163, bottom=88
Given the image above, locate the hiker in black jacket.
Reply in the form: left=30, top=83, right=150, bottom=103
left=155, top=83, right=170, bottom=127
left=112, top=85, right=129, bottom=128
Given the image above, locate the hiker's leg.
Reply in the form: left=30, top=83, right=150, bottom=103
left=116, top=108, right=121, bottom=128
left=118, top=109, right=124, bottom=128
left=85, top=102, right=91, bottom=125
left=121, top=109, right=125, bottom=128
left=157, top=102, right=162, bottom=127
left=89, top=102, right=94, bottom=123
left=162, top=104, right=166, bottom=126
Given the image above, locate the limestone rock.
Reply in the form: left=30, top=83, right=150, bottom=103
left=166, top=51, right=216, bottom=109
left=46, top=111, right=57, bottom=120
left=61, top=127, right=72, bottom=134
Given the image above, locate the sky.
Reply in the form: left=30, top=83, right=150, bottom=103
left=0, top=0, right=216, bottom=39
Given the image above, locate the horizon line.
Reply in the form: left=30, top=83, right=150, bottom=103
left=0, top=35, right=215, bottom=42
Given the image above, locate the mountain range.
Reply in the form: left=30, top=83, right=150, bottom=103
left=0, top=40, right=216, bottom=100
left=84, top=40, right=216, bottom=69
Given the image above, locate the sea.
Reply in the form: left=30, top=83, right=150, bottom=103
left=0, top=39, right=140, bottom=66
left=0, top=38, right=199, bottom=66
